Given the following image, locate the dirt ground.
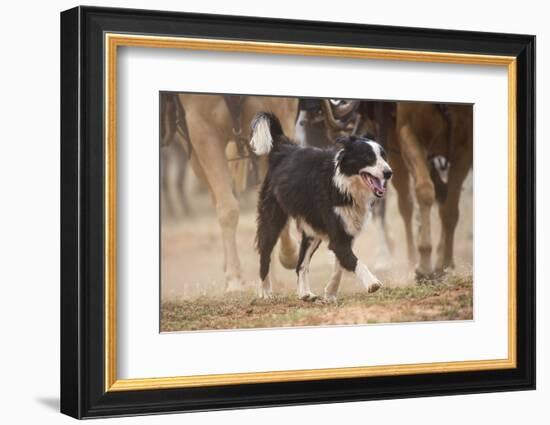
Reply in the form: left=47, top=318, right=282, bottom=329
left=161, top=274, right=472, bottom=331
left=160, top=166, right=473, bottom=331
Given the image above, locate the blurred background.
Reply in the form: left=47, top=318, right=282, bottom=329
left=160, top=94, right=473, bottom=302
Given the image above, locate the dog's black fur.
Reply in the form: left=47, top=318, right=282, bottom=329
left=251, top=112, right=390, bottom=298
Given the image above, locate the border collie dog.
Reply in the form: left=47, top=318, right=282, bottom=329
left=250, top=112, right=393, bottom=302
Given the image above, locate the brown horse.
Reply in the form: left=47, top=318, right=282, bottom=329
left=174, top=94, right=299, bottom=291
left=390, top=102, right=473, bottom=279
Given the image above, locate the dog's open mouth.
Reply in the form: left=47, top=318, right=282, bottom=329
left=360, top=172, right=386, bottom=198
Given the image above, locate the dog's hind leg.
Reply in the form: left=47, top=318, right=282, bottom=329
left=256, top=188, right=288, bottom=299
left=295, top=233, right=321, bottom=301
left=324, top=257, right=343, bottom=303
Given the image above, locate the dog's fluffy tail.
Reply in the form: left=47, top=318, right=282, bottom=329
left=250, top=112, right=285, bottom=155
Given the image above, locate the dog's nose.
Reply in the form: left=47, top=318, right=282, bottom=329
left=383, top=169, right=393, bottom=180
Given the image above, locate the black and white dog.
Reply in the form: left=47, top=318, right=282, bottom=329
left=250, top=112, right=392, bottom=302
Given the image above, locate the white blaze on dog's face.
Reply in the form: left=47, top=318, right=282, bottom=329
left=334, top=136, right=393, bottom=198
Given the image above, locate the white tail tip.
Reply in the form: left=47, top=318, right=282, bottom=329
left=250, top=115, right=273, bottom=155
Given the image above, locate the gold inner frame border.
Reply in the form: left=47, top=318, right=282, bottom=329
left=104, top=33, right=517, bottom=392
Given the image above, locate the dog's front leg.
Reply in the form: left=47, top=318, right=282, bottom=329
left=329, top=239, right=382, bottom=294
left=355, top=262, right=382, bottom=293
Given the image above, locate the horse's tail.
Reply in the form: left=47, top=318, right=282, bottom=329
left=249, top=112, right=287, bottom=155
left=429, top=158, right=449, bottom=204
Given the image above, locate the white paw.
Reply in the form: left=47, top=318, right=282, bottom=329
left=356, top=262, right=381, bottom=292
left=368, top=279, right=383, bottom=294
left=256, top=278, right=274, bottom=299
left=257, top=285, right=273, bottom=299
left=258, top=289, right=273, bottom=299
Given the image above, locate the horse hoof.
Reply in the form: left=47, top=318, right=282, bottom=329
left=415, top=269, right=436, bottom=284
left=432, top=268, right=449, bottom=281
left=299, top=292, right=318, bottom=302
left=323, top=293, right=338, bottom=304
left=225, top=277, right=245, bottom=292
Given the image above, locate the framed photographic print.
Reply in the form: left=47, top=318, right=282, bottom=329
left=60, top=6, right=535, bottom=419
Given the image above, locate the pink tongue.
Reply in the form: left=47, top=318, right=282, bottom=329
left=370, top=176, right=385, bottom=192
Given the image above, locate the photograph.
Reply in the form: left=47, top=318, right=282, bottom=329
left=57, top=4, right=536, bottom=419
left=159, top=93, right=474, bottom=332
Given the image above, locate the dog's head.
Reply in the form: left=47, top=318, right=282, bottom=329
left=334, top=135, right=392, bottom=199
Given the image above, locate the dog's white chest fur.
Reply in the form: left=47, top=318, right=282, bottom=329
left=334, top=201, right=373, bottom=236
left=333, top=176, right=375, bottom=236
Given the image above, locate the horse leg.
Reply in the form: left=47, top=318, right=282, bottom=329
left=190, top=128, right=244, bottom=292
left=389, top=151, right=415, bottom=269
left=175, top=144, right=192, bottom=216
left=399, top=124, right=435, bottom=279
left=187, top=151, right=207, bottom=188
left=324, top=257, right=343, bottom=303
left=373, top=199, right=393, bottom=272
left=160, top=148, right=175, bottom=218
left=435, top=153, right=472, bottom=273
left=278, top=222, right=298, bottom=269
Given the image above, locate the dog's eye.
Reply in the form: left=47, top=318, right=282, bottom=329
left=380, top=149, right=387, bottom=160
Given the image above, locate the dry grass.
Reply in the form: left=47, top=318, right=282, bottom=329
left=161, top=273, right=473, bottom=332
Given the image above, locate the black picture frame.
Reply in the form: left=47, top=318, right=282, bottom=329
left=60, top=5, right=535, bottom=419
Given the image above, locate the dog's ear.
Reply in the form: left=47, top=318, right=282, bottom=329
left=335, top=135, right=356, bottom=150
left=361, top=131, right=377, bottom=141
